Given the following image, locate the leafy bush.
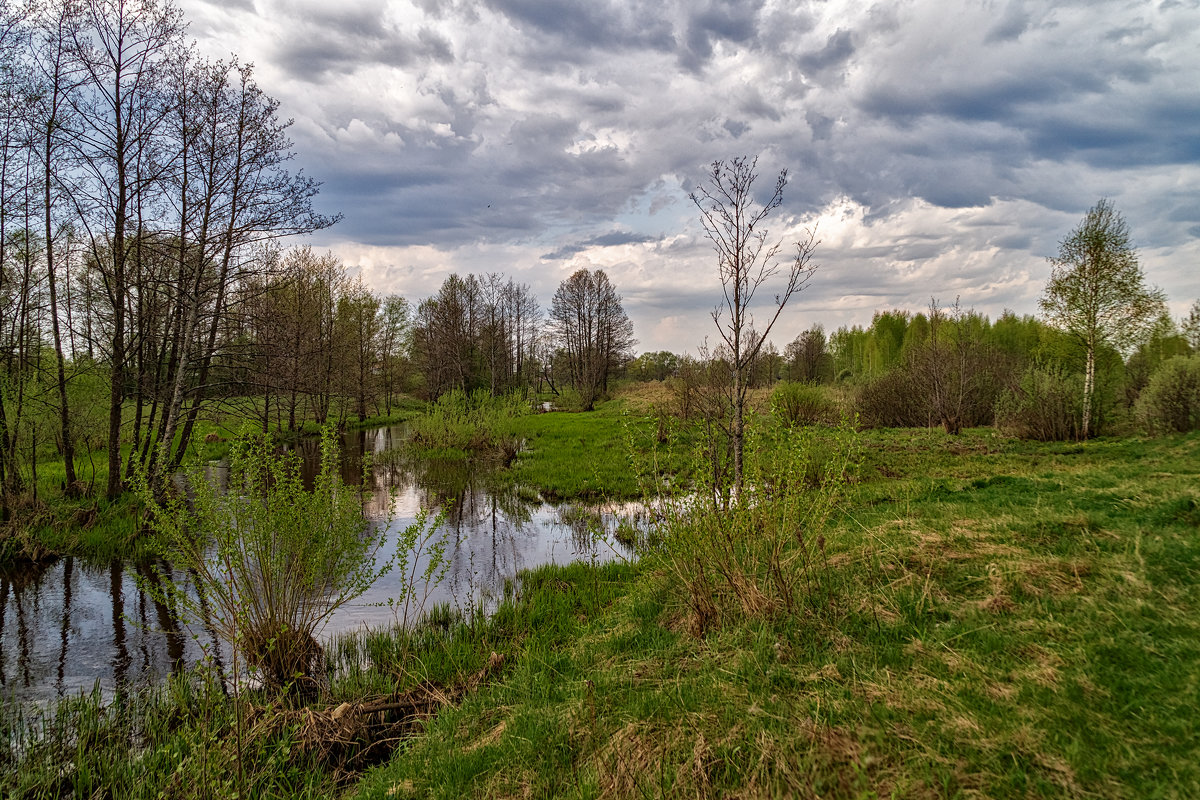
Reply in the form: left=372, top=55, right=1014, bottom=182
left=647, top=420, right=858, bottom=635
left=770, top=382, right=836, bottom=427
left=141, top=428, right=444, bottom=694
left=1135, top=356, right=1200, bottom=433
left=854, top=368, right=930, bottom=428
left=994, top=366, right=1082, bottom=441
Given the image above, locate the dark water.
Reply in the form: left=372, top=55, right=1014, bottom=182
left=0, top=425, right=636, bottom=706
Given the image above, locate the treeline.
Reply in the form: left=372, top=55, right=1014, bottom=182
left=631, top=298, right=1200, bottom=439
left=0, top=1, right=639, bottom=513
left=400, top=266, right=635, bottom=411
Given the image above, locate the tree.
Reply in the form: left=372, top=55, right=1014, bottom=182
left=1182, top=299, right=1200, bottom=352
left=690, top=156, right=818, bottom=495
left=1039, top=198, right=1166, bottom=438
left=69, top=0, right=186, bottom=497
left=784, top=325, right=832, bottom=383
left=549, top=268, right=634, bottom=410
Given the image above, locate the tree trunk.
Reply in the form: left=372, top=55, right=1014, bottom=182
left=1082, top=338, right=1095, bottom=440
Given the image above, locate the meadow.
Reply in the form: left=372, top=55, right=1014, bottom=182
left=3, top=386, right=1198, bottom=799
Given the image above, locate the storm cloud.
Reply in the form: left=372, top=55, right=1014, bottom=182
left=180, top=0, right=1200, bottom=352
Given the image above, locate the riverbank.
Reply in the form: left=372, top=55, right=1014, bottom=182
left=0, top=402, right=425, bottom=566
left=6, top=426, right=1198, bottom=797
left=354, top=429, right=1200, bottom=798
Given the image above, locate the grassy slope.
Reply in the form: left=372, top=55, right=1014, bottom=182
left=354, top=429, right=1200, bottom=799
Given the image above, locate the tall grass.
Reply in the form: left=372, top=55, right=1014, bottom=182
left=407, top=390, right=529, bottom=458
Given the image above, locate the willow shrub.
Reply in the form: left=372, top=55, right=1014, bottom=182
left=140, top=428, right=445, bottom=694
left=994, top=366, right=1083, bottom=441
left=770, top=381, right=837, bottom=428
left=645, top=417, right=859, bottom=636
left=1135, top=355, right=1200, bottom=433
left=409, top=388, right=529, bottom=453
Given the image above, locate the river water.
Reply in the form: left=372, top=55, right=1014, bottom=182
left=0, top=425, right=636, bottom=706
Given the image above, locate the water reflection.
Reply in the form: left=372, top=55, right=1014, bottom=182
left=0, top=425, right=638, bottom=706
left=0, top=558, right=219, bottom=707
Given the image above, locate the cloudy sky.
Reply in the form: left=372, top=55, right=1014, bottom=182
left=179, top=0, right=1200, bottom=353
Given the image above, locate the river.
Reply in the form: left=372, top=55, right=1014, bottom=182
left=0, top=424, right=636, bottom=706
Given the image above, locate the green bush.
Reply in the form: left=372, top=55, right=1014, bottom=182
left=141, top=428, right=444, bottom=694
left=994, top=366, right=1082, bottom=441
left=647, top=420, right=858, bottom=634
left=854, top=368, right=930, bottom=428
left=408, top=389, right=529, bottom=452
left=1135, top=356, right=1200, bottom=433
left=770, top=382, right=836, bottom=427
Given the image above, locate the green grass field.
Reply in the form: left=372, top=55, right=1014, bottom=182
left=351, top=428, right=1200, bottom=799
left=5, top=391, right=1199, bottom=798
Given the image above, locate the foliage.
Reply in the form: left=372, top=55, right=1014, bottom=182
left=783, top=325, right=834, bottom=383
left=1040, top=198, right=1167, bottom=438
left=407, top=389, right=529, bottom=457
left=770, top=381, right=837, bottom=427
left=854, top=368, right=930, bottom=428
left=1183, top=299, right=1200, bottom=351
left=994, top=365, right=1083, bottom=441
left=1, top=669, right=339, bottom=800
left=647, top=418, right=858, bottom=635
left=1135, top=355, right=1200, bottom=433
left=140, top=427, right=441, bottom=692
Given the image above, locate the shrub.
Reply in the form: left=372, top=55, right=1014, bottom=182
left=141, top=428, right=445, bottom=694
left=647, top=419, right=858, bottom=635
left=409, top=389, right=528, bottom=453
left=770, top=382, right=836, bottom=427
left=854, top=369, right=930, bottom=428
left=1135, top=356, right=1200, bottom=433
left=994, top=366, right=1082, bottom=441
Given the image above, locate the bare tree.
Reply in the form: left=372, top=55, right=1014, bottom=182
left=69, top=0, right=185, bottom=497
left=690, top=156, right=819, bottom=495
left=549, top=268, right=634, bottom=411
left=908, top=299, right=998, bottom=434
left=1040, top=199, right=1166, bottom=438
left=29, top=0, right=90, bottom=495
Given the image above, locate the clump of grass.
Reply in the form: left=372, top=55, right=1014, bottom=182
left=1, top=669, right=337, bottom=799
left=408, top=390, right=528, bottom=458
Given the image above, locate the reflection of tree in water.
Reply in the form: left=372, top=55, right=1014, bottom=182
left=372, top=450, right=546, bottom=610
left=0, top=556, right=226, bottom=705
left=0, top=424, right=638, bottom=704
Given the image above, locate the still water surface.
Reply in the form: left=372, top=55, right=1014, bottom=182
left=0, top=425, right=635, bottom=706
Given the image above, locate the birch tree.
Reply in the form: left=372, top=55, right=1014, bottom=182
left=1039, top=198, right=1165, bottom=438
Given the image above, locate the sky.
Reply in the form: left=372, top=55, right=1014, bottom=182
left=178, top=0, right=1200, bottom=354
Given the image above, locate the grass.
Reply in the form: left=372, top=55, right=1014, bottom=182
left=351, top=428, right=1200, bottom=799
left=500, top=399, right=697, bottom=501
left=6, top=393, right=1200, bottom=797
